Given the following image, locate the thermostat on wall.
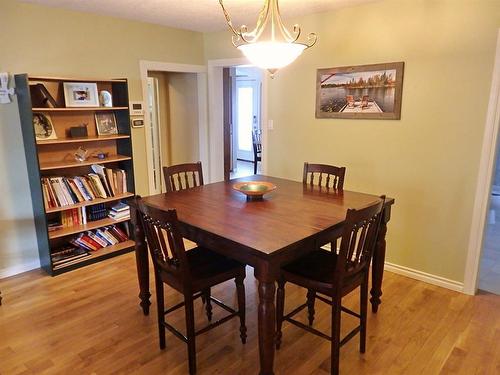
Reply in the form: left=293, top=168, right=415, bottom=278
left=129, top=101, right=145, bottom=116
left=131, top=118, right=144, bottom=128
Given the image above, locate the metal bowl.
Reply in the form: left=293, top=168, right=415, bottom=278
left=232, top=181, right=277, bottom=201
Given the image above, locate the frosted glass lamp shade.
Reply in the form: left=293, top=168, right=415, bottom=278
left=238, top=42, right=307, bottom=73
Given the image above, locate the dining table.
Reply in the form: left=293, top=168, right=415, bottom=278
left=131, top=175, right=394, bottom=375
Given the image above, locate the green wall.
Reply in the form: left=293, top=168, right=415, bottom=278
left=204, top=0, right=500, bottom=283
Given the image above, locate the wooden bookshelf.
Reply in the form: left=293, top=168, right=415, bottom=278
left=15, top=74, right=136, bottom=276
left=40, top=155, right=131, bottom=171
left=37, top=134, right=130, bottom=145
left=32, top=107, right=128, bottom=112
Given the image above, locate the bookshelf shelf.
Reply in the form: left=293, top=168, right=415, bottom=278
left=40, top=155, right=131, bottom=171
left=45, top=192, right=134, bottom=213
left=16, top=73, right=136, bottom=276
left=32, top=107, right=128, bottom=112
left=37, top=134, right=130, bottom=145
left=53, top=240, right=135, bottom=272
left=49, top=217, right=130, bottom=239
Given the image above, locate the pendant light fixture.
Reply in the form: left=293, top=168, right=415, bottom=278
left=219, top=0, right=317, bottom=77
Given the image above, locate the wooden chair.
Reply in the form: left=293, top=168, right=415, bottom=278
left=163, top=162, right=204, bottom=193
left=252, top=130, right=262, bottom=175
left=346, top=95, right=355, bottom=108
left=136, top=197, right=247, bottom=375
left=276, top=197, right=385, bottom=375
left=361, top=95, right=370, bottom=109
left=303, top=162, right=346, bottom=190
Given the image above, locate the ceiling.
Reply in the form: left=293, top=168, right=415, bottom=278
left=20, top=0, right=378, bottom=33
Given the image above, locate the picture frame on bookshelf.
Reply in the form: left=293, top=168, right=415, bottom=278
left=33, top=112, right=58, bottom=140
left=95, top=112, right=118, bottom=135
left=63, top=82, right=99, bottom=107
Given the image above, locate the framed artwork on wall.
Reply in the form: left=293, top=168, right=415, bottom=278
left=316, top=62, right=404, bottom=120
left=63, top=82, right=99, bottom=107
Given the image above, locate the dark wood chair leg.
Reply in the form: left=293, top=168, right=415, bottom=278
left=306, top=289, right=316, bottom=326
left=202, top=288, right=213, bottom=322
left=360, top=277, right=368, bottom=353
left=331, top=297, right=341, bottom=375
left=184, top=295, right=197, bottom=375
left=155, top=273, right=166, bottom=350
left=275, top=279, right=285, bottom=350
left=235, top=274, right=247, bottom=344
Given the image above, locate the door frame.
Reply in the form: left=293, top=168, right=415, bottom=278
left=464, top=29, right=500, bottom=295
left=139, top=60, right=208, bottom=195
left=207, top=58, right=269, bottom=183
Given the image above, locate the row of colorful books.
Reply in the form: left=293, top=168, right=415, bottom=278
left=69, top=225, right=129, bottom=253
left=41, top=165, right=128, bottom=209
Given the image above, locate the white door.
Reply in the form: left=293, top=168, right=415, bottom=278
left=234, top=80, right=260, bottom=162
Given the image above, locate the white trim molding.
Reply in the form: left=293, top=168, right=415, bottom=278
left=463, top=29, right=500, bottom=295
left=139, top=60, right=208, bottom=195
left=0, top=260, right=40, bottom=279
left=385, top=262, right=464, bottom=293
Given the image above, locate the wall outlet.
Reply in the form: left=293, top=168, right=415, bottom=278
left=268, top=119, right=274, bottom=130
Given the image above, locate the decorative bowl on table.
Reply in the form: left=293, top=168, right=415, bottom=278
left=232, top=181, right=277, bottom=201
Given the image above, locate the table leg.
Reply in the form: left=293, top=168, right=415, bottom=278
left=370, top=205, right=391, bottom=313
left=255, top=268, right=277, bottom=375
left=131, top=201, right=151, bottom=316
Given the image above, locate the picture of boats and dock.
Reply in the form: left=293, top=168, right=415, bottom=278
left=316, top=62, right=404, bottom=119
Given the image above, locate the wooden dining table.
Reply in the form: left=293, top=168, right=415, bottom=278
left=131, top=175, right=394, bottom=375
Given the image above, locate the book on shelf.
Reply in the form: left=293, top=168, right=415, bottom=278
left=41, top=165, right=129, bottom=210
left=51, top=246, right=90, bottom=268
left=108, top=202, right=130, bottom=220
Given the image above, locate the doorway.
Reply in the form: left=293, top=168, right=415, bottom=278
left=479, top=145, right=500, bottom=294
left=226, top=67, right=263, bottom=180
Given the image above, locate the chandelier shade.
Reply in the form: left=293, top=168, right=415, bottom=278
left=219, top=0, right=317, bottom=76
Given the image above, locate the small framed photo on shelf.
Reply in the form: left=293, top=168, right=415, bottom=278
left=95, top=112, right=118, bottom=135
left=33, top=113, right=57, bottom=140
left=63, top=82, right=99, bottom=107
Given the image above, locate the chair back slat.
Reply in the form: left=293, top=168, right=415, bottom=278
left=335, top=196, right=385, bottom=282
left=136, top=197, right=190, bottom=280
left=303, top=162, right=346, bottom=190
left=164, top=162, right=204, bottom=193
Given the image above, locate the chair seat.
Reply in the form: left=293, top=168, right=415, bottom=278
left=282, top=249, right=363, bottom=296
left=187, top=247, right=245, bottom=291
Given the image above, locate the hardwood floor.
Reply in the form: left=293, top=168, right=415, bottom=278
left=1, top=253, right=499, bottom=375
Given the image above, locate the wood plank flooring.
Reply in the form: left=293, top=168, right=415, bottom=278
left=0, top=253, right=499, bottom=374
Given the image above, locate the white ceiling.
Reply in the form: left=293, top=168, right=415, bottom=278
left=20, top=0, right=378, bottom=32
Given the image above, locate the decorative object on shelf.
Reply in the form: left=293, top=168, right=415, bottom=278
left=33, top=112, right=57, bottom=140
left=74, top=146, right=89, bottom=162
left=63, top=82, right=99, bottom=107
left=29, top=83, right=57, bottom=108
left=218, top=0, right=317, bottom=76
left=69, top=124, right=88, bottom=138
left=129, top=101, right=145, bottom=116
left=233, top=180, right=277, bottom=201
left=95, top=112, right=118, bottom=135
left=94, top=151, right=109, bottom=160
left=316, top=62, right=405, bottom=120
left=99, top=90, right=113, bottom=107
left=0, top=72, right=15, bottom=104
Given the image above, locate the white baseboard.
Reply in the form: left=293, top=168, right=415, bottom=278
left=0, top=260, right=40, bottom=279
left=384, top=262, right=464, bottom=293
